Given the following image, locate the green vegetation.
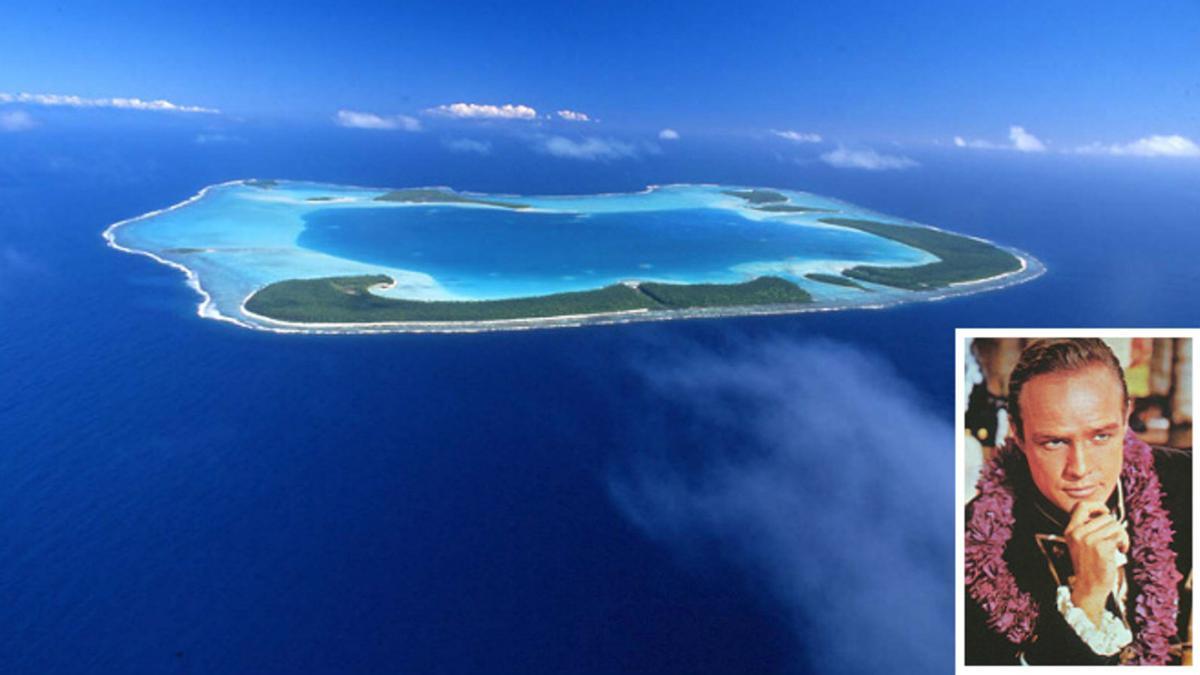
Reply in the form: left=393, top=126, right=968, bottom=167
left=244, top=274, right=813, bottom=324
left=638, top=277, right=811, bottom=308
left=246, top=276, right=655, bottom=323
left=244, top=179, right=278, bottom=189
left=374, top=188, right=529, bottom=210
left=723, top=189, right=788, bottom=205
left=724, top=188, right=833, bottom=214
left=819, top=217, right=1022, bottom=290
left=754, top=204, right=834, bottom=214
left=305, top=196, right=335, bottom=202
left=804, top=273, right=871, bottom=291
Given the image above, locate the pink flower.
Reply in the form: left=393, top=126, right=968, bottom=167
left=965, top=431, right=1180, bottom=663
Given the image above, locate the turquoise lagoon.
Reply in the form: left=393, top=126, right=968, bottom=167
left=105, top=180, right=1040, bottom=332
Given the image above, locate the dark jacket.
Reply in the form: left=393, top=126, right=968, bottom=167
left=965, top=446, right=1191, bottom=665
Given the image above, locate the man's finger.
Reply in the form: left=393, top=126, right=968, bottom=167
left=1117, top=528, right=1131, bottom=554
left=1066, top=500, right=1111, bottom=534
left=1068, top=514, right=1118, bottom=542
left=1082, top=521, right=1127, bottom=548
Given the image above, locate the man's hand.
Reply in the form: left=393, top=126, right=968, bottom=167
left=1064, top=500, right=1130, bottom=627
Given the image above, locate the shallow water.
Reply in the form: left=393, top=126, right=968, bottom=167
left=298, top=204, right=929, bottom=299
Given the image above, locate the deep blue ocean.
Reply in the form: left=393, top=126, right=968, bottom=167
left=1, top=119, right=1197, bottom=674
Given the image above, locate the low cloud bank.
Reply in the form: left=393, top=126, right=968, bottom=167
left=1074, top=134, right=1200, bottom=158
left=334, top=109, right=421, bottom=131
left=610, top=338, right=953, bottom=674
left=954, top=125, right=1045, bottom=152
left=443, top=138, right=492, bottom=155
left=820, top=147, right=918, bottom=170
left=772, top=129, right=822, bottom=143
left=536, top=135, right=640, bottom=161
left=427, top=102, right=538, bottom=120
left=194, top=133, right=244, bottom=145
left=0, top=91, right=217, bottom=114
left=1008, top=125, right=1046, bottom=152
left=556, top=109, right=591, bottom=122
left=955, top=126, right=1199, bottom=159
left=0, top=110, right=35, bottom=132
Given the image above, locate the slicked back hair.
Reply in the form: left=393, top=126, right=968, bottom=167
left=1007, top=338, right=1129, bottom=440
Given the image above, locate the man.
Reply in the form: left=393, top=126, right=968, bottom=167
left=965, top=338, right=1191, bottom=665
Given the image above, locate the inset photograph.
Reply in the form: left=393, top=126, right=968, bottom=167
left=959, top=333, right=1193, bottom=667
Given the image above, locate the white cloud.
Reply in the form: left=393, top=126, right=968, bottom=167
left=0, top=110, right=35, bottom=132
left=953, top=136, right=1000, bottom=150
left=1073, top=134, right=1200, bottom=158
left=1008, top=125, right=1045, bottom=152
left=610, top=338, right=953, bottom=673
left=443, top=137, right=492, bottom=155
left=658, top=128, right=680, bottom=140
left=772, top=129, right=823, bottom=143
left=537, top=135, right=639, bottom=161
left=427, top=102, right=538, bottom=120
left=556, top=109, right=591, bottom=122
left=820, top=147, right=918, bottom=171
left=953, top=125, right=1046, bottom=153
left=334, top=109, right=421, bottom=131
left=0, top=91, right=218, bottom=113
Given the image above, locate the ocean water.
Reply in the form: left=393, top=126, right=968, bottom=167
left=1, top=124, right=1197, bottom=674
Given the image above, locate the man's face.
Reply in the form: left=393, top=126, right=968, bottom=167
left=1016, top=363, right=1129, bottom=514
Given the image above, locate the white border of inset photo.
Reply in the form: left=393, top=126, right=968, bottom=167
left=956, top=328, right=1198, bottom=673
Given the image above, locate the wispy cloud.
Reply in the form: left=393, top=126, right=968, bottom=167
left=820, top=147, right=918, bottom=170
left=609, top=338, right=952, bottom=674
left=194, top=132, right=244, bottom=145
left=1073, top=134, right=1200, bottom=158
left=772, top=129, right=822, bottom=143
left=953, top=125, right=1046, bottom=153
left=334, top=109, right=421, bottom=131
left=658, top=128, right=680, bottom=141
left=0, top=91, right=218, bottom=114
left=952, top=136, right=999, bottom=150
left=443, top=137, right=492, bottom=155
left=536, top=135, right=640, bottom=161
left=556, top=109, right=591, bottom=122
left=0, top=110, right=35, bottom=132
left=427, top=102, right=538, bottom=120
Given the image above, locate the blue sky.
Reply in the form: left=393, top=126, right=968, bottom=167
left=1, top=0, right=1198, bottom=160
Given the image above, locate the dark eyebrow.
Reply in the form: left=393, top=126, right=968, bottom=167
left=1031, top=433, right=1068, bottom=443
left=1092, top=423, right=1121, bottom=433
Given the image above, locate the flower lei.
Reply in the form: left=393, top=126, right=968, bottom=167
left=965, top=430, right=1181, bottom=664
